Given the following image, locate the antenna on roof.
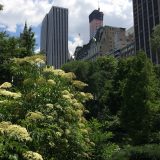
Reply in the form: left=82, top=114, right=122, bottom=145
left=98, top=0, right=100, bottom=11
left=78, top=33, right=81, bottom=46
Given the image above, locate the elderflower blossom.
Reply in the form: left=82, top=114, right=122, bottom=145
left=62, top=90, right=70, bottom=95
left=72, top=80, right=88, bottom=89
left=65, top=129, right=71, bottom=135
left=55, top=131, right=62, bottom=137
left=78, top=123, right=85, bottom=128
left=79, top=92, right=86, bottom=97
left=0, top=82, right=12, bottom=89
left=76, top=110, right=83, bottom=116
left=47, top=79, right=56, bottom=85
left=62, top=90, right=74, bottom=102
left=62, top=94, right=71, bottom=100
left=85, top=93, right=94, bottom=100
left=13, top=55, right=45, bottom=66
left=46, top=103, right=54, bottom=109
left=63, top=72, right=76, bottom=80
left=0, top=89, right=21, bottom=99
left=23, top=151, right=43, bottom=160
left=53, top=69, right=65, bottom=76
left=0, top=121, right=12, bottom=131
left=43, top=66, right=55, bottom=73
left=26, top=112, right=45, bottom=121
left=73, top=102, right=83, bottom=109
left=0, top=122, right=32, bottom=142
left=0, top=100, right=8, bottom=104
left=35, top=58, right=45, bottom=64
left=78, top=92, right=93, bottom=101
left=81, top=129, right=89, bottom=134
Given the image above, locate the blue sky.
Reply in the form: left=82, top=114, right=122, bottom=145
left=0, top=0, right=133, bottom=55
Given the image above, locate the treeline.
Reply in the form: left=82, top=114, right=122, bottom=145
left=62, top=51, right=160, bottom=159
left=0, top=23, right=35, bottom=83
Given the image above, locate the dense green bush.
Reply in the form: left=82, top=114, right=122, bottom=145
left=112, top=144, right=160, bottom=160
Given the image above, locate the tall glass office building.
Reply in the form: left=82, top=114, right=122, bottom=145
left=133, top=0, right=160, bottom=64
left=41, top=6, right=69, bottom=68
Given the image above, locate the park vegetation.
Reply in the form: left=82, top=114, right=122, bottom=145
left=1, top=6, right=160, bottom=159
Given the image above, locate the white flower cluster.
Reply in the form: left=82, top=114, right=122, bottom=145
left=43, top=67, right=76, bottom=81
left=47, top=79, right=56, bottom=85
left=79, top=92, right=94, bottom=101
left=62, top=90, right=74, bottom=102
left=46, top=103, right=54, bottom=109
left=62, top=72, right=76, bottom=80
left=0, top=89, right=21, bottom=99
left=13, top=55, right=45, bottom=65
left=0, top=82, right=12, bottom=89
left=72, top=80, right=88, bottom=89
left=23, top=151, right=43, bottom=160
left=26, top=111, right=45, bottom=121
left=0, top=121, right=32, bottom=142
left=35, top=58, right=45, bottom=64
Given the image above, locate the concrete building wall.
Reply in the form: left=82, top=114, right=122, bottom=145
left=40, top=6, right=69, bottom=68
left=126, top=26, right=135, bottom=45
left=99, top=26, right=126, bottom=55
left=40, top=15, right=48, bottom=55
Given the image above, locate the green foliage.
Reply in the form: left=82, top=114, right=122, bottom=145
left=0, top=31, right=34, bottom=83
left=112, top=144, right=160, bottom=160
left=19, top=22, right=35, bottom=56
left=0, top=4, right=3, bottom=10
left=121, top=52, right=158, bottom=144
left=151, top=24, right=160, bottom=52
left=88, top=119, right=120, bottom=160
left=1, top=28, right=160, bottom=159
left=62, top=56, right=118, bottom=119
left=62, top=52, right=160, bottom=158
left=62, top=60, right=91, bottom=82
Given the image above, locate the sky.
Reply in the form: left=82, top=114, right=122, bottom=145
left=0, top=0, right=133, bottom=55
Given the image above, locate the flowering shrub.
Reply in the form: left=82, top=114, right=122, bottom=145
left=0, top=55, right=94, bottom=160
left=23, top=151, right=43, bottom=160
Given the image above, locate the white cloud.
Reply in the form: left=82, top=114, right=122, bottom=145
left=0, top=0, right=53, bottom=32
left=35, top=47, right=40, bottom=54
left=0, top=0, right=133, bottom=54
left=68, top=35, right=83, bottom=56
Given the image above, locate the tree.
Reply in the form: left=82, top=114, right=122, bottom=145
left=0, top=4, right=3, bottom=10
left=151, top=24, right=160, bottom=52
left=62, top=56, right=118, bottom=119
left=88, top=119, right=120, bottom=160
left=121, top=52, right=158, bottom=145
left=20, top=22, right=35, bottom=56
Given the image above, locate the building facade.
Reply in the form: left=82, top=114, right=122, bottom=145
left=74, top=26, right=126, bottom=61
left=89, top=9, right=104, bottom=39
left=41, top=6, right=69, bottom=68
left=126, top=26, right=135, bottom=45
left=133, top=0, right=160, bottom=64
left=112, top=42, right=135, bottom=58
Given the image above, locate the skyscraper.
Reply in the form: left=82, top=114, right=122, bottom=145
left=133, top=0, right=160, bottom=63
left=41, top=6, right=69, bottom=68
left=89, top=8, right=103, bottom=39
